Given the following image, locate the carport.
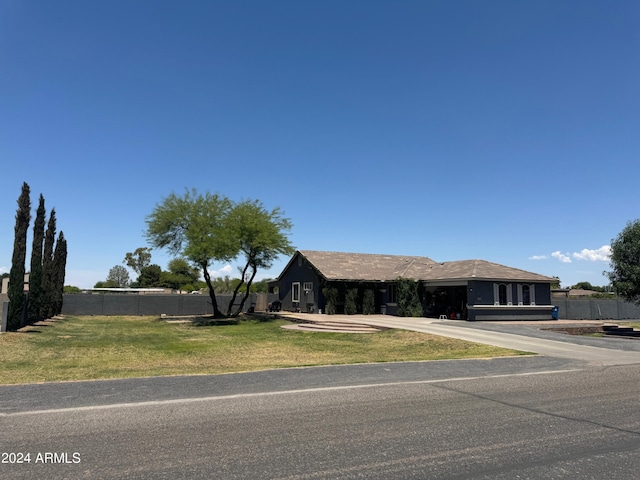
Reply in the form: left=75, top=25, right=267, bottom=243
left=423, top=283, right=468, bottom=319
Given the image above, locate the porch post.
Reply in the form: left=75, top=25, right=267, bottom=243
left=379, top=283, right=387, bottom=315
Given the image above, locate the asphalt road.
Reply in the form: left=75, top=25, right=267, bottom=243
left=2, top=364, right=640, bottom=479
left=2, top=320, right=640, bottom=479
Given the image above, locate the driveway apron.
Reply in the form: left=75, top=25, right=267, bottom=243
left=279, top=313, right=640, bottom=366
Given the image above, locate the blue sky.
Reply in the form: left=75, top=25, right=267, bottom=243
left=1, top=0, right=638, bottom=289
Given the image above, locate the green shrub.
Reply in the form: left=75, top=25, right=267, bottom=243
left=363, top=289, right=375, bottom=315
left=396, top=278, right=423, bottom=317
left=345, top=288, right=358, bottom=315
left=323, top=286, right=338, bottom=315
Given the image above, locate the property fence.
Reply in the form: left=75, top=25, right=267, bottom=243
left=61, top=293, right=279, bottom=317
left=4, top=294, right=640, bottom=326
left=552, top=298, right=640, bottom=320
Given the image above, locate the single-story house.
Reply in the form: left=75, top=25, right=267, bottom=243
left=270, top=250, right=557, bottom=321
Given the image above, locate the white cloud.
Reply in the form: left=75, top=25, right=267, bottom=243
left=572, top=245, right=611, bottom=262
left=0, top=266, right=8, bottom=275
left=210, top=264, right=233, bottom=277
left=551, top=251, right=572, bottom=263
left=545, top=245, right=611, bottom=264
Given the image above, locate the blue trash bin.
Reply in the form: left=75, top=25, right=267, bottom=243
left=551, top=306, right=559, bottom=320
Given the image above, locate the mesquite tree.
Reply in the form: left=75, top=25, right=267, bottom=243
left=146, top=190, right=293, bottom=318
left=146, top=190, right=235, bottom=318
left=224, top=200, right=294, bottom=317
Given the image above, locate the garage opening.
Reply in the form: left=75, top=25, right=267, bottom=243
left=424, top=285, right=468, bottom=319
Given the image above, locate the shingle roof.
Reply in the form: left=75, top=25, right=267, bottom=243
left=422, top=259, right=556, bottom=282
left=298, top=250, right=436, bottom=281
left=297, top=250, right=555, bottom=283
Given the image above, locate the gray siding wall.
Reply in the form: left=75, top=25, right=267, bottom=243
left=467, top=298, right=640, bottom=321
left=536, top=284, right=552, bottom=305
left=468, top=281, right=494, bottom=305
left=276, top=254, right=323, bottom=312
left=469, top=306, right=554, bottom=321
left=467, top=281, right=552, bottom=306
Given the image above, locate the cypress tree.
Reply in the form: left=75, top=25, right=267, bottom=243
left=52, top=232, right=68, bottom=316
left=28, top=194, right=46, bottom=322
left=40, top=209, right=56, bottom=320
left=8, top=183, right=31, bottom=330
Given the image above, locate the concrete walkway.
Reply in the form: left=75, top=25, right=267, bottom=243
left=277, top=313, right=640, bottom=366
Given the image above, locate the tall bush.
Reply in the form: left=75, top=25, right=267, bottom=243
left=8, top=183, right=31, bottom=330
left=363, top=288, right=375, bottom=315
left=52, top=232, right=68, bottom=315
left=40, top=209, right=56, bottom=319
left=323, top=286, right=338, bottom=315
left=396, top=277, right=423, bottom=317
left=345, top=288, right=358, bottom=315
left=28, top=194, right=46, bottom=322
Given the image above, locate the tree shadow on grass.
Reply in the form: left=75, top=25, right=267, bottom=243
left=17, top=319, right=65, bottom=333
left=193, top=318, right=239, bottom=327
left=161, top=313, right=280, bottom=327
left=242, top=312, right=282, bottom=323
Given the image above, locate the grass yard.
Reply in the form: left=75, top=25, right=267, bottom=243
left=0, top=315, right=531, bottom=385
left=620, top=321, right=640, bottom=329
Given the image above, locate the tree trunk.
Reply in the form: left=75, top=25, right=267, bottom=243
left=202, top=264, right=224, bottom=318
left=232, top=263, right=257, bottom=317
left=227, top=260, right=251, bottom=317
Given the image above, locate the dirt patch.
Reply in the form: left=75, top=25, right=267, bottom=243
left=543, top=325, right=640, bottom=339
left=543, top=326, right=606, bottom=335
left=160, top=314, right=238, bottom=325
left=160, top=312, right=279, bottom=325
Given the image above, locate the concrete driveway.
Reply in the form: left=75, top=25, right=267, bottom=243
left=278, top=313, right=640, bottom=366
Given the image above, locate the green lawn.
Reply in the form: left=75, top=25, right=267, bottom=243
left=0, top=315, right=531, bottom=385
left=620, top=321, right=640, bottom=329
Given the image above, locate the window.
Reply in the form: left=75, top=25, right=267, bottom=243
left=388, top=284, right=397, bottom=303
left=494, top=283, right=512, bottom=305
left=303, top=282, right=313, bottom=292
left=499, top=284, right=508, bottom=305
left=530, top=284, right=535, bottom=305
left=292, top=282, right=300, bottom=303
left=522, top=285, right=530, bottom=305
left=517, top=284, right=535, bottom=306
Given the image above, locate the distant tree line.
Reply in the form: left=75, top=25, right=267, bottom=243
left=208, top=276, right=272, bottom=294
left=570, top=282, right=612, bottom=292
left=6, top=182, right=67, bottom=331
left=94, top=246, right=273, bottom=294
left=94, top=248, right=203, bottom=291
